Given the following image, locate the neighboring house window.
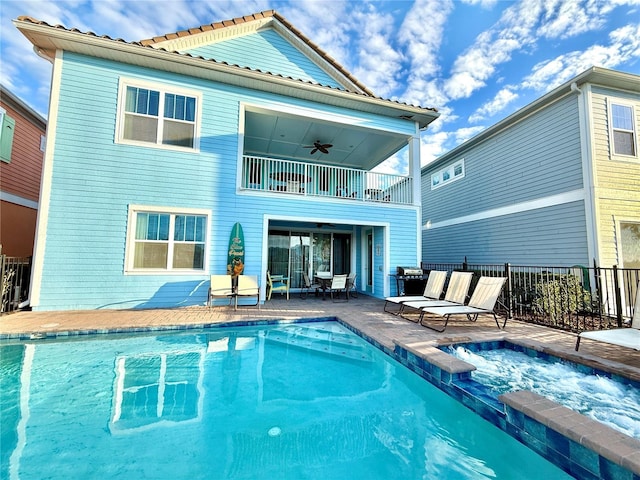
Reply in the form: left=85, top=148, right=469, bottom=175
left=610, top=103, right=636, bottom=157
left=126, top=206, right=209, bottom=273
left=620, top=222, right=640, bottom=269
left=117, top=81, right=200, bottom=149
left=40, top=135, right=46, bottom=152
left=0, top=112, right=16, bottom=163
left=431, top=159, right=465, bottom=190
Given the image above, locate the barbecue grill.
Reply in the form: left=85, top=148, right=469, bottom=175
left=393, top=266, right=429, bottom=296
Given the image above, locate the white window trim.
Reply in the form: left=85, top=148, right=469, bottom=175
left=115, top=77, right=202, bottom=152
left=431, top=159, right=465, bottom=190
left=125, top=204, right=210, bottom=275
left=608, top=99, right=637, bottom=160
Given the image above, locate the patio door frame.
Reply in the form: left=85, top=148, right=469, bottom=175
left=262, top=215, right=391, bottom=300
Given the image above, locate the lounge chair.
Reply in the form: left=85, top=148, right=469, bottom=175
left=300, top=272, right=321, bottom=299
left=419, top=276, right=507, bottom=332
left=384, top=270, right=448, bottom=314
left=267, top=271, right=289, bottom=300
left=400, top=271, right=473, bottom=320
left=208, top=275, right=234, bottom=308
left=575, top=282, right=640, bottom=351
left=347, top=273, right=358, bottom=298
left=235, top=275, right=259, bottom=310
left=330, top=274, right=348, bottom=302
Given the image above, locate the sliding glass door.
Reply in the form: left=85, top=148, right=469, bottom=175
left=268, top=229, right=351, bottom=290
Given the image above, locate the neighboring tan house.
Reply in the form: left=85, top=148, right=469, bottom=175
left=14, top=11, right=439, bottom=311
left=421, top=67, right=640, bottom=273
left=0, top=85, right=46, bottom=257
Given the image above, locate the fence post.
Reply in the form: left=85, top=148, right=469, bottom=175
left=612, top=265, right=624, bottom=327
left=505, top=262, right=512, bottom=319
left=463, top=256, right=468, bottom=271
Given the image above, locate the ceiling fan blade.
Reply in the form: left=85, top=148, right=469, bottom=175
left=318, top=146, right=329, bottom=154
left=310, top=148, right=319, bottom=154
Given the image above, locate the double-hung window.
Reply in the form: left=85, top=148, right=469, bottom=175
left=118, top=80, right=200, bottom=149
left=126, top=206, right=209, bottom=273
left=610, top=102, right=637, bottom=157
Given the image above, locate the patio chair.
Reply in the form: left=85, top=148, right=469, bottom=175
left=347, top=272, right=358, bottom=298
left=267, top=271, right=289, bottom=300
left=418, top=276, right=507, bottom=332
left=575, top=282, right=640, bottom=352
left=235, top=275, right=260, bottom=310
left=384, top=270, right=448, bottom=314
left=399, top=271, right=474, bottom=321
left=208, top=275, right=234, bottom=308
left=300, top=272, right=321, bottom=299
left=330, top=274, right=349, bottom=302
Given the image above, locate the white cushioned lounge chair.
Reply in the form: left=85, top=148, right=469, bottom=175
left=384, top=270, right=448, bottom=314
left=208, top=274, right=234, bottom=308
left=400, top=271, right=473, bottom=320
left=575, top=282, right=640, bottom=352
left=235, top=275, right=260, bottom=310
left=419, top=276, right=507, bottom=332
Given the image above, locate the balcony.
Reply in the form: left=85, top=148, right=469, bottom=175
left=240, top=155, right=414, bottom=205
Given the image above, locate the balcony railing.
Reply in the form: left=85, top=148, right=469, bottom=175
left=241, top=155, right=413, bottom=205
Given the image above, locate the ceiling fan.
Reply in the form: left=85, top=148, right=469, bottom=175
left=304, top=141, right=333, bottom=155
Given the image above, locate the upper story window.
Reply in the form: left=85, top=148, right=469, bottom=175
left=610, top=102, right=637, bottom=157
left=125, top=205, right=209, bottom=274
left=431, top=159, right=465, bottom=190
left=117, top=80, right=201, bottom=150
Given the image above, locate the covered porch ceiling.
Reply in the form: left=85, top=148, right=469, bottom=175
left=244, top=109, right=410, bottom=171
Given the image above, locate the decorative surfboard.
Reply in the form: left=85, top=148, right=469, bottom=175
left=227, top=222, right=245, bottom=277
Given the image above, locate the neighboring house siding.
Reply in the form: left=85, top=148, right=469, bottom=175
left=184, top=30, right=341, bottom=88
left=590, top=87, right=640, bottom=268
left=424, top=95, right=582, bottom=224
left=422, top=94, right=586, bottom=266
left=35, top=52, right=417, bottom=309
left=423, top=201, right=588, bottom=266
left=0, top=89, right=45, bottom=256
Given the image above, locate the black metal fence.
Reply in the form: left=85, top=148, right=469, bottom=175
left=421, top=260, right=639, bottom=333
left=1, top=255, right=31, bottom=314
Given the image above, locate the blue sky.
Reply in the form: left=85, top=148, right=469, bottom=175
left=2, top=0, right=640, bottom=168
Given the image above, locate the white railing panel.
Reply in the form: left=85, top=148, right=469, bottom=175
left=241, top=156, right=413, bottom=205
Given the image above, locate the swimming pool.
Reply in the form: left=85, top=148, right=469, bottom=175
left=443, top=342, right=640, bottom=440
left=0, top=321, right=572, bottom=479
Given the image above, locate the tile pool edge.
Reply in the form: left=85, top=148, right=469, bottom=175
left=500, top=390, right=640, bottom=478
left=389, top=337, right=640, bottom=479
left=0, top=316, right=338, bottom=341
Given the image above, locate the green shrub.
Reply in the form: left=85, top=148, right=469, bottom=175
left=531, top=274, right=592, bottom=320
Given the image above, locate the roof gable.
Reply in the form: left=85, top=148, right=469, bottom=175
left=140, top=10, right=373, bottom=95
left=181, top=29, right=343, bottom=90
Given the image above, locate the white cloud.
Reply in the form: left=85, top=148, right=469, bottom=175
left=455, top=126, right=486, bottom=144
left=351, top=6, right=404, bottom=97
left=420, top=130, right=452, bottom=167
left=468, top=87, right=519, bottom=122
left=523, top=23, right=640, bottom=92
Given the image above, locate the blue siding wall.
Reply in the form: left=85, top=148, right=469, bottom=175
left=36, top=52, right=416, bottom=310
left=421, top=94, right=587, bottom=266
left=423, top=96, right=583, bottom=223
left=184, top=30, right=341, bottom=88
left=422, top=201, right=589, bottom=266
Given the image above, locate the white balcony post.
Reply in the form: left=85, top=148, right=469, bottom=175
left=409, top=134, right=421, bottom=206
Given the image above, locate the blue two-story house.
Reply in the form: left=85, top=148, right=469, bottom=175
left=15, top=10, right=439, bottom=310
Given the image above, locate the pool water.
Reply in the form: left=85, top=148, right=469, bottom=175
left=1, top=322, right=574, bottom=479
left=445, top=344, right=640, bottom=439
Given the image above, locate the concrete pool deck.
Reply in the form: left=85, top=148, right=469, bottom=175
left=1, top=293, right=639, bottom=477
left=1, top=293, right=638, bottom=375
